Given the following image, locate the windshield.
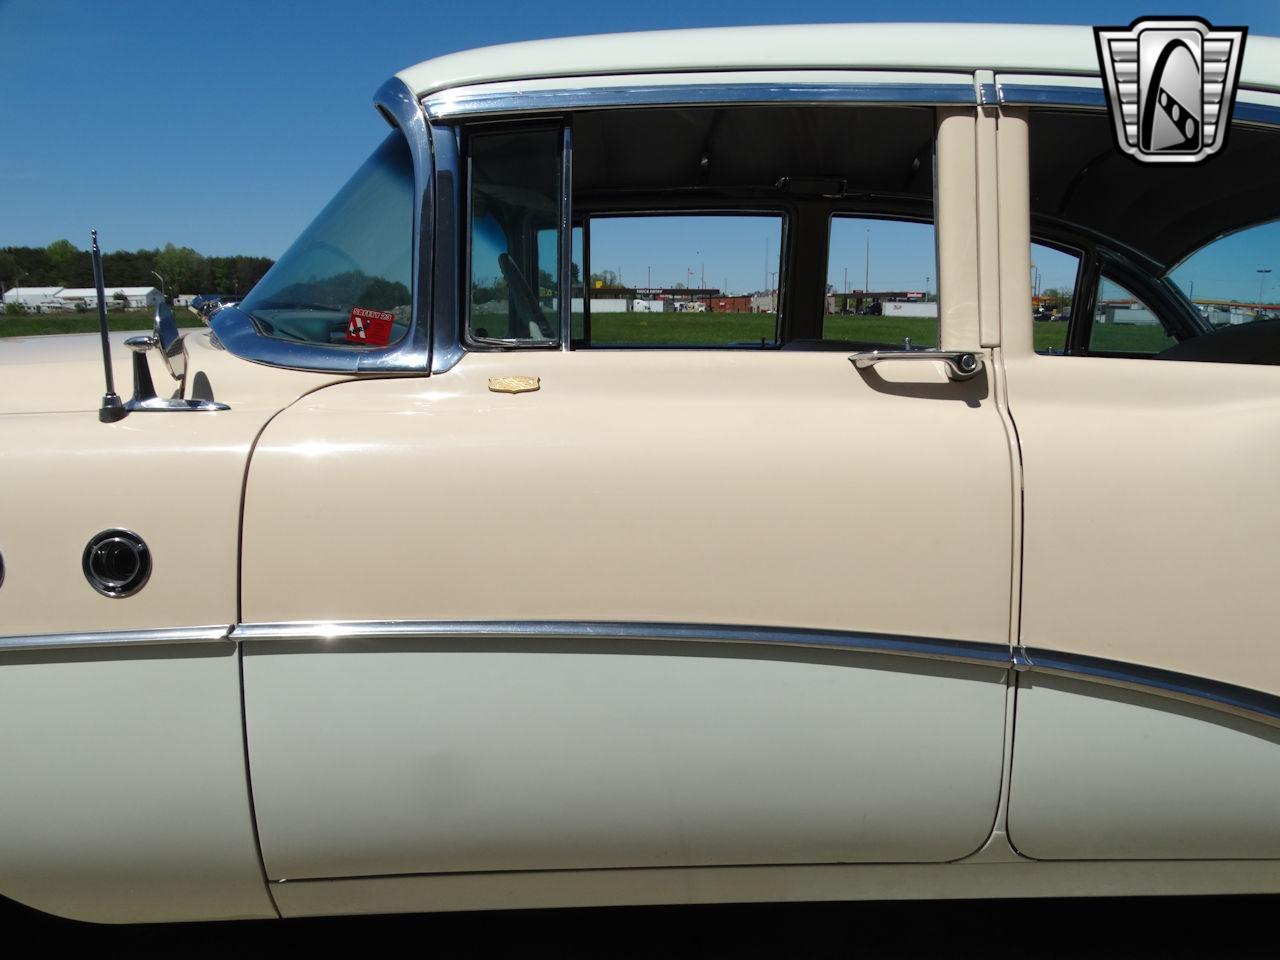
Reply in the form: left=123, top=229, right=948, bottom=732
left=239, top=131, right=414, bottom=347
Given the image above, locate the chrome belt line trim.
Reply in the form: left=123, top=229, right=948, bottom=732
left=424, top=81, right=976, bottom=119
left=1018, top=647, right=1280, bottom=727
left=0, top=624, right=233, bottom=652
left=233, top=619, right=1009, bottom=666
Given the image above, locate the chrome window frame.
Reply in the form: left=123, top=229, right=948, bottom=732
left=460, top=120, right=571, bottom=352
left=423, top=77, right=978, bottom=120
left=210, top=73, right=1280, bottom=376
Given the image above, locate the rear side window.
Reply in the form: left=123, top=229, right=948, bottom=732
left=823, top=217, right=938, bottom=349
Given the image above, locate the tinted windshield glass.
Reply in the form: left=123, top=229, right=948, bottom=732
left=239, top=132, right=413, bottom=346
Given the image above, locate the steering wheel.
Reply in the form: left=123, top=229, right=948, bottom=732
left=498, top=252, right=554, bottom=339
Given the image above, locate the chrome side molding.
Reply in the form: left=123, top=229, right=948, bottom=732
left=234, top=619, right=1280, bottom=729
left=233, top=619, right=1012, bottom=667
left=0, top=625, right=233, bottom=653
left=1016, top=647, right=1280, bottom=727
left=850, top=349, right=983, bottom=381
left=4, top=617, right=1278, bottom=728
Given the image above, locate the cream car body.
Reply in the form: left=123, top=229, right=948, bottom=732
left=2, top=23, right=1280, bottom=923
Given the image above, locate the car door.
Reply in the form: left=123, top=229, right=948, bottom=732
left=239, top=101, right=1016, bottom=886
left=996, top=99, right=1280, bottom=859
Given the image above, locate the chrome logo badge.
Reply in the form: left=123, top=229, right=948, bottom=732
left=1095, top=17, right=1247, bottom=164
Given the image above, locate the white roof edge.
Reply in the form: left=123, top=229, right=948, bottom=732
left=396, top=23, right=1280, bottom=99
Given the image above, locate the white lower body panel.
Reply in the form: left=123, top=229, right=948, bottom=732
left=1009, top=674, right=1280, bottom=859
left=0, top=645, right=274, bottom=923
left=244, top=641, right=1008, bottom=880
left=271, top=859, right=1280, bottom=918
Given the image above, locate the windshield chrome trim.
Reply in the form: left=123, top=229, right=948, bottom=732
left=211, top=77, right=434, bottom=374
left=424, top=79, right=977, bottom=119
left=232, top=618, right=1280, bottom=728
left=0, top=624, right=232, bottom=653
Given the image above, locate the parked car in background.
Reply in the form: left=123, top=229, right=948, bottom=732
left=190, top=292, right=236, bottom=318
left=2, top=22, right=1280, bottom=925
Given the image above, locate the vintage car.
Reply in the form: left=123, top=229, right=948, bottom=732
left=2, top=22, right=1280, bottom=924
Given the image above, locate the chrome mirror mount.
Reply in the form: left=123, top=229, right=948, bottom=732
left=116, top=306, right=229, bottom=414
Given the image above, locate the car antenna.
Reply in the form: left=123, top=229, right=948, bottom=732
left=91, top=228, right=126, bottom=423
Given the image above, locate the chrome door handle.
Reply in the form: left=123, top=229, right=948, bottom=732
left=849, top=350, right=983, bottom=381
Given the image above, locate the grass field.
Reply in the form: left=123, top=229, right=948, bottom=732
left=2, top=307, right=1178, bottom=356
left=0, top=309, right=203, bottom=338
left=580, top=312, right=1177, bottom=355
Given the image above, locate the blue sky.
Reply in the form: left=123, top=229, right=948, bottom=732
left=2, top=1, right=1278, bottom=299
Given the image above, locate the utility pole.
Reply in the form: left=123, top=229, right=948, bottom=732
left=864, top=227, right=870, bottom=294
left=1259, top=268, right=1272, bottom=304
left=647, top=265, right=651, bottom=289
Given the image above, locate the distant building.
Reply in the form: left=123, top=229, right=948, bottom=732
left=2, top=286, right=66, bottom=311
left=750, top=291, right=777, bottom=313
left=703, top=295, right=752, bottom=313
left=882, top=300, right=939, bottom=320
left=58, top=286, right=163, bottom=311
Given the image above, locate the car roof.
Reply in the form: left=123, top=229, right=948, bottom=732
left=396, top=22, right=1280, bottom=98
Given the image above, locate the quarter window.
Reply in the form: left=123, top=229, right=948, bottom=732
left=238, top=132, right=413, bottom=347
left=1030, top=242, right=1080, bottom=355
left=1089, top=276, right=1177, bottom=355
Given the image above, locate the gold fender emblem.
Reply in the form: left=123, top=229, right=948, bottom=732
left=488, top=376, right=540, bottom=394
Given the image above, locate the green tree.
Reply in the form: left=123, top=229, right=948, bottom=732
left=46, top=238, right=83, bottom=286
left=155, top=243, right=205, bottom=298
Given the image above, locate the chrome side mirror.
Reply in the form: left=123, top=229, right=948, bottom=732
left=155, top=302, right=186, bottom=381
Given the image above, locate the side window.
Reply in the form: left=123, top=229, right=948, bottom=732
left=1029, top=108, right=1280, bottom=365
left=1089, top=275, right=1177, bottom=355
left=574, top=215, right=782, bottom=348
left=468, top=128, right=562, bottom=344
left=1030, top=241, right=1080, bottom=355
left=823, top=217, right=937, bottom=348
left=1169, top=218, right=1280, bottom=330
